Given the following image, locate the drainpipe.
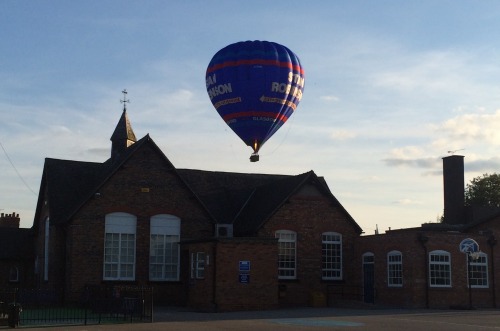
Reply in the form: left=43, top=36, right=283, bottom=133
left=418, top=234, right=429, bottom=308
left=488, top=235, right=497, bottom=308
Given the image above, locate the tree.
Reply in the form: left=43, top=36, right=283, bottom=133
left=464, top=173, right=500, bottom=207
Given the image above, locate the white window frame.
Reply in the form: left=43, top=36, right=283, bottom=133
left=149, top=214, right=181, bottom=281
left=196, top=252, right=205, bottom=279
left=387, top=250, right=403, bottom=287
left=103, top=212, right=137, bottom=281
left=468, top=252, right=488, bottom=288
left=191, top=252, right=205, bottom=279
left=322, top=232, right=342, bottom=280
left=275, top=230, right=297, bottom=279
left=429, top=250, right=451, bottom=287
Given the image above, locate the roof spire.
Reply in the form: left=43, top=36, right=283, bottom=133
left=120, top=89, right=130, bottom=111
left=111, top=90, right=137, bottom=161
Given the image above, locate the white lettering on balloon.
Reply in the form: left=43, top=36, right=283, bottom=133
left=206, top=73, right=234, bottom=100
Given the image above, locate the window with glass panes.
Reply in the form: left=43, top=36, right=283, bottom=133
left=429, top=250, right=451, bottom=287
left=150, top=214, right=180, bottom=281
left=103, top=213, right=136, bottom=281
left=387, top=251, right=403, bottom=287
left=468, top=252, right=488, bottom=288
left=322, top=232, right=342, bottom=280
left=275, top=230, right=296, bottom=279
left=195, top=252, right=205, bottom=279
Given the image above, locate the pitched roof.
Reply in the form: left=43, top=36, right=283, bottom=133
left=42, top=158, right=109, bottom=224
left=232, top=171, right=314, bottom=235
left=177, top=169, right=362, bottom=235
left=176, top=169, right=288, bottom=224
left=35, top=135, right=177, bottom=225
left=34, top=134, right=362, bottom=236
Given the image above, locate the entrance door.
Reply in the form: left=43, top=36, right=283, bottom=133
left=362, top=253, right=375, bottom=303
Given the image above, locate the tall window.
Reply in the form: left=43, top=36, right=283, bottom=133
left=468, top=252, right=488, bottom=288
left=150, top=214, right=181, bottom=281
left=104, top=213, right=136, bottom=281
left=275, top=230, right=296, bottom=279
left=387, top=250, right=403, bottom=287
left=191, top=252, right=206, bottom=279
left=429, top=250, right=451, bottom=287
left=44, top=217, right=49, bottom=281
left=322, top=232, right=342, bottom=280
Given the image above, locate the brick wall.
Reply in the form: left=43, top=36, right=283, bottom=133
left=258, top=184, right=361, bottom=308
left=214, top=238, right=278, bottom=312
left=62, top=143, right=214, bottom=302
left=183, top=238, right=279, bottom=312
left=357, top=226, right=499, bottom=309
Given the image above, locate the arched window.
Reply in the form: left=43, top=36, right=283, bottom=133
left=363, top=252, right=374, bottom=264
left=429, top=250, right=451, bottom=287
left=468, top=252, right=488, bottom=288
left=322, top=232, right=342, bottom=280
left=103, top=212, right=137, bottom=281
left=149, top=214, right=181, bottom=281
left=387, top=250, right=403, bottom=287
left=275, top=230, right=296, bottom=279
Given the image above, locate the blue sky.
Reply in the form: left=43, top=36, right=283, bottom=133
left=3, top=1, right=500, bottom=232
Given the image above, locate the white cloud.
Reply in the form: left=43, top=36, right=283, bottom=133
left=330, top=129, right=357, bottom=141
left=49, top=125, right=72, bottom=135
left=371, top=51, right=470, bottom=93
left=434, top=109, right=500, bottom=145
left=320, top=95, right=339, bottom=102
left=361, top=175, right=381, bottom=182
left=393, top=199, right=423, bottom=205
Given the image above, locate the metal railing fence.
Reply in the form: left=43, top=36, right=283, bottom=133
left=0, top=285, right=153, bottom=327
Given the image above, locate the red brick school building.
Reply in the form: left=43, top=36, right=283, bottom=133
left=2, top=108, right=499, bottom=311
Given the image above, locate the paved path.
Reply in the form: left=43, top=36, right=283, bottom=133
left=18, top=307, right=500, bottom=330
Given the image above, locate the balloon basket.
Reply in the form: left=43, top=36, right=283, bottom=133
left=250, top=153, right=259, bottom=162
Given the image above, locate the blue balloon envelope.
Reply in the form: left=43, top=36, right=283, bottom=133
left=206, top=40, right=305, bottom=161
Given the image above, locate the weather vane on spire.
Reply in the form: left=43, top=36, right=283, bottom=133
left=120, top=89, right=130, bottom=111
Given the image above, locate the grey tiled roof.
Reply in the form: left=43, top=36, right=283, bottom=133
left=43, top=158, right=110, bottom=224
left=34, top=135, right=362, bottom=235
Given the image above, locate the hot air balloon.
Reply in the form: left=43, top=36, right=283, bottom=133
left=206, top=40, right=305, bottom=162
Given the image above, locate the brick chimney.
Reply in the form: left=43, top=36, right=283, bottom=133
left=442, top=155, right=465, bottom=225
left=0, top=212, right=20, bottom=228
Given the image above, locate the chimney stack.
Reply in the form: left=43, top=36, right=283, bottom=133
left=442, top=155, right=465, bottom=225
left=0, top=212, right=20, bottom=228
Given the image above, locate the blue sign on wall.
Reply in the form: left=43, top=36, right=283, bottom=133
left=239, top=260, right=251, bottom=272
left=459, top=238, right=479, bottom=254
